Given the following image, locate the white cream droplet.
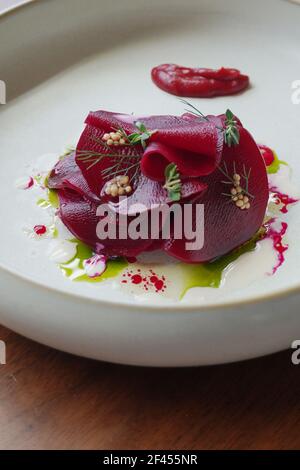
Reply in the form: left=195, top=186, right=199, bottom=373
left=47, top=240, right=77, bottom=264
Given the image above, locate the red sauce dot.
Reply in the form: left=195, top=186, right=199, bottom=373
left=155, top=280, right=164, bottom=291
left=259, top=144, right=275, bottom=166
left=131, top=274, right=143, bottom=285
left=27, top=177, right=34, bottom=189
left=34, top=224, right=47, bottom=236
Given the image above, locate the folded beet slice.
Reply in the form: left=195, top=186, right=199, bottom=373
left=140, top=115, right=224, bottom=181
left=55, top=176, right=207, bottom=258
left=57, top=189, right=100, bottom=249
left=57, top=189, right=156, bottom=257
left=164, top=126, right=269, bottom=263
left=75, top=110, right=223, bottom=195
left=141, top=139, right=216, bottom=182
left=48, top=152, right=99, bottom=202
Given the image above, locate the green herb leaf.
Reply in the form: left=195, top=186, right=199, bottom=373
left=125, top=121, right=156, bottom=149
left=163, top=163, right=182, bottom=201
left=225, top=109, right=234, bottom=121
left=128, top=133, right=142, bottom=144
left=135, top=121, right=147, bottom=133
left=224, top=109, right=240, bottom=147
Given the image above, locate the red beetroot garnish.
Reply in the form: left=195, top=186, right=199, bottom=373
left=47, top=110, right=269, bottom=263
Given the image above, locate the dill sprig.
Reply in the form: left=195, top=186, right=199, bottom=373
left=77, top=148, right=142, bottom=181
left=180, top=99, right=240, bottom=147
left=218, top=161, right=254, bottom=200
left=76, top=121, right=155, bottom=181
left=180, top=99, right=210, bottom=122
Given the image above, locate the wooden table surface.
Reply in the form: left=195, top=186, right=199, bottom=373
left=0, top=325, right=300, bottom=450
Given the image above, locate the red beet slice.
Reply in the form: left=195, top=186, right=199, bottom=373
left=48, top=152, right=99, bottom=202
left=165, top=127, right=269, bottom=262
left=57, top=189, right=156, bottom=257
left=54, top=176, right=207, bottom=258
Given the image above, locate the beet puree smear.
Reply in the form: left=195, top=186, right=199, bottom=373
left=47, top=109, right=268, bottom=264
left=151, top=64, right=250, bottom=98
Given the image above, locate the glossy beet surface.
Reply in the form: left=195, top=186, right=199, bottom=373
left=48, top=110, right=268, bottom=262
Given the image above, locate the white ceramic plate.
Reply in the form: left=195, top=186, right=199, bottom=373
left=0, top=0, right=300, bottom=366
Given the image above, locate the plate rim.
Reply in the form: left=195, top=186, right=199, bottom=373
left=1, top=260, right=300, bottom=312
left=0, top=0, right=34, bottom=18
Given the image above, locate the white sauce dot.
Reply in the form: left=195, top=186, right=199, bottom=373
left=47, top=240, right=77, bottom=264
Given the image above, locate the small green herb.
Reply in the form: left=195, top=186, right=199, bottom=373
left=224, top=109, right=240, bottom=147
left=126, top=121, right=156, bottom=150
left=163, top=163, right=182, bottom=201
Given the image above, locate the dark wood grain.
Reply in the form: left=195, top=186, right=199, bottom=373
left=0, top=325, right=299, bottom=450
